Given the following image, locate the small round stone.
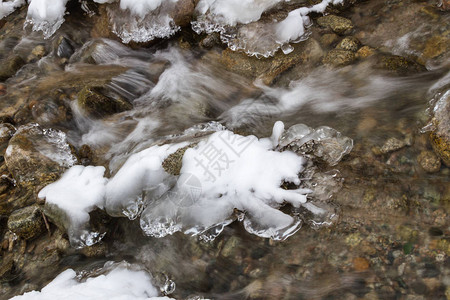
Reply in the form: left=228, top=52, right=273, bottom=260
left=417, top=150, right=441, bottom=173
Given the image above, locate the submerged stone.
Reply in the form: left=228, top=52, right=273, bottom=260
left=356, top=46, right=376, bottom=59
left=380, top=137, right=406, bottom=154
left=7, top=205, right=45, bottom=240
left=375, top=54, right=426, bottom=75
left=417, top=150, right=441, bottom=173
left=317, top=15, right=354, bottom=35
left=336, top=36, right=361, bottom=52
left=77, top=86, right=132, bottom=118
left=322, top=49, right=356, bottom=67
left=0, top=55, right=25, bottom=81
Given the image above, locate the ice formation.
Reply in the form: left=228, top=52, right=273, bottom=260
left=37, top=122, right=327, bottom=244
left=0, top=0, right=24, bottom=19
left=11, top=262, right=173, bottom=300
left=25, top=0, right=69, bottom=38
left=2, top=0, right=344, bottom=55
left=278, top=124, right=353, bottom=166
left=192, top=0, right=344, bottom=57
left=107, top=0, right=181, bottom=43
left=140, top=127, right=310, bottom=240
left=38, top=165, right=108, bottom=246
left=105, top=142, right=187, bottom=219
left=5, top=124, right=77, bottom=169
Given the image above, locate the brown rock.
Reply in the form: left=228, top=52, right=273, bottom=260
left=336, top=36, right=361, bottom=52
left=429, top=92, right=450, bottom=166
left=356, top=46, right=376, bottom=59
left=7, top=205, right=45, bottom=240
left=172, top=0, right=198, bottom=27
left=4, top=123, right=77, bottom=189
left=323, top=49, right=356, bottom=67
left=353, top=257, right=370, bottom=271
left=317, top=15, right=354, bottom=35
left=417, top=150, right=441, bottom=173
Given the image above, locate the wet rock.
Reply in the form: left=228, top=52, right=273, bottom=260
left=219, top=38, right=324, bottom=85
left=162, top=144, right=197, bottom=176
left=245, top=280, right=264, bottom=300
left=27, top=45, right=46, bottom=63
left=0, top=123, right=15, bottom=155
left=221, top=236, right=241, bottom=258
left=90, top=4, right=116, bottom=39
left=353, top=257, right=370, bottom=271
left=7, top=205, right=45, bottom=240
left=320, top=33, right=339, bottom=48
left=55, top=36, right=74, bottom=59
left=429, top=92, right=450, bottom=166
left=81, top=242, right=107, bottom=257
left=77, top=86, right=132, bottom=118
left=417, top=150, right=441, bottom=173
left=0, top=83, right=6, bottom=96
left=4, top=123, right=77, bottom=189
left=356, top=46, right=376, bottom=59
left=172, top=0, right=197, bottom=27
left=336, top=36, right=361, bottom=52
left=420, top=34, right=448, bottom=61
left=0, top=255, right=14, bottom=279
left=200, top=32, right=221, bottom=49
left=30, top=98, right=70, bottom=126
left=316, top=15, right=354, bottom=35
left=380, top=137, right=406, bottom=154
left=375, top=54, right=426, bottom=75
left=78, top=144, right=94, bottom=165
left=0, top=54, right=25, bottom=81
left=323, top=49, right=356, bottom=67
left=345, top=233, right=362, bottom=247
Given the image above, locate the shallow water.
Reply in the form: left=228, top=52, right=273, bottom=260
left=0, top=0, right=449, bottom=299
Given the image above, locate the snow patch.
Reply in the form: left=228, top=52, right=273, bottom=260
left=11, top=262, right=173, bottom=300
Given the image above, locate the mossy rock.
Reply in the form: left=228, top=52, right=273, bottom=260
left=7, top=205, right=45, bottom=240
left=316, top=15, right=354, bottom=35
left=77, top=86, right=132, bottom=118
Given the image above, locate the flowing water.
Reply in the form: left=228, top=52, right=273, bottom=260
left=0, top=0, right=449, bottom=299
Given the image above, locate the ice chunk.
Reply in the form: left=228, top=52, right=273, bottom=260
left=11, top=261, right=173, bottom=300
left=105, top=142, right=188, bottom=218
left=108, top=1, right=180, bottom=43
left=192, top=0, right=343, bottom=57
left=24, top=0, right=69, bottom=38
left=278, top=124, right=353, bottom=166
left=38, top=165, right=108, bottom=246
left=140, top=123, right=309, bottom=240
left=0, top=0, right=25, bottom=19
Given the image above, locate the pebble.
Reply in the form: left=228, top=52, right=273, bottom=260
left=417, top=150, right=441, bottom=173
left=353, top=257, right=370, bottom=271
left=380, top=137, right=406, bottom=154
